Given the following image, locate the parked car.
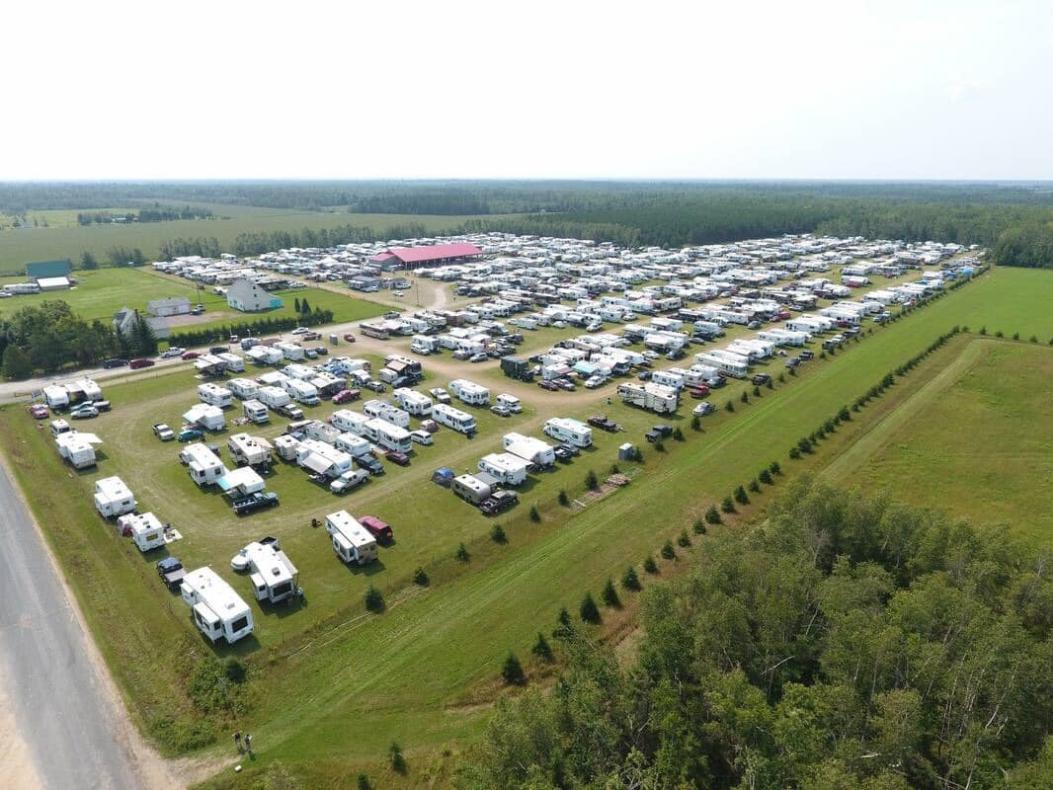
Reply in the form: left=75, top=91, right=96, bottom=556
left=480, top=490, right=518, bottom=516
left=688, top=386, right=709, bottom=399
left=304, top=348, right=318, bottom=360
left=537, top=380, right=560, bottom=391
left=70, top=405, right=98, bottom=419
left=429, top=387, right=451, bottom=404
left=342, top=333, right=356, bottom=343
left=692, top=401, right=715, bottom=417
left=102, top=358, right=128, bottom=369
left=177, top=427, right=204, bottom=442
left=156, top=557, right=185, bottom=590
left=747, top=320, right=763, bottom=330
left=553, top=445, right=574, bottom=463
left=290, top=327, right=309, bottom=335
left=232, top=491, right=279, bottom=516
left=153, top=423, right=175, bottom=441
left=587, top=414, right=620, bottom=432
left=786, top=357, right=800, bottom=368
left=800, top=349, right=814, bottom=361
left=277, top=403, right=305, bottom=420
left=490, top=404, right=512, bottom=417
left=365, top=380, right=386, bottom=393
left=332, top=388, right=361, bottom=404
left=409, top=429, right=434, bottom=446
left=356, top=454, right=385, bottom=476
left=330, top=469, right=369, bottom=494
left=556, top=379, right=576, bottom=392
left=313, top=346, right=328, bottom=356
left=301, top=331, right=321, bottom=341
left=190, top=304, right=205, bottom=315
left=637, top=370, right=652, bottom=381
left=29, top=404, right=49, bottom=419
left=469, top=353, right=489, bottom=363
left=358, top=515, right=394, bottom=543
left=385, top=450, right=411, bottom=467
left=180, top=351, right=200, bottom=360
left=751, top=373, right=771, bottom=386
left=161, top=347, right=185, bottom=359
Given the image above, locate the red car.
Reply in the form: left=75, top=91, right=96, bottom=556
left=181, top=351, right=200, bottom=360
left=342, top=333, right=356, bottom=343
left=688, top=384, right=710, bottom=398
left=385, top=449, right=411, bottom=467
left=29, top=404, right=49, bottom=419
left=537, top=380, right=559, bottom=391
left=129, top=358, right=155, bottom=369
left=332, top=388, right=361, bottom=404
left=358, top=515, right=393, bottom=543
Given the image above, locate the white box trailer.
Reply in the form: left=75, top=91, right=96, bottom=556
left=248, top=345, right=284, bottom=365
left=117, top=512, right=166, bottom=552
left=726, top=339, right=773, bottom=361
left=256, top=385, right=291, bottom=410
left=363, top=399, right=411, bottom=428
left=227, top=433, right=272, bottom=467
left=543, top=418, right=593, bottom=448
left=94, top=476, right=136, bottom=518
left=431, top=403, right=477, bottom=435
left=448, top=378, right=490, bottom=406
left=180, top=567, right=254, bottom=644
left=304, top=420, right=341, bottom=446
left=258, top=371, right=290, bottom=389
left=365, top=418, right=412, bottom=454
left=180, top=443, right=228, bottom=486
left=651, top=370, right=685, bottom=390
left=241, top=541, right=299, bottom=604
left=297, top=439, right=354, bottom=478
left=243, top=399, right=269, bottom=424
left=228, top=378, right=259, bottom=400
left=283, top=363, right=314, bottom=381
left=503, top=432, right=556, bottom=468
left=478, top=452, right=530, bottom=486
left=393, top=388, right=433, bottom=416
left=331, top=409, right=371, bottom=436
left=325, top=511, right=378, bottom=565
left=198, top=383, right=234, bottom=408
left=785, top=316, right=832, bottom=334
left=616, top=382, right=679, bottom=414
left=410, top=335, right=439, bottom=355
left=55, top=431, right=101, bottom=469
left=758, top=329, right=809, bottom=347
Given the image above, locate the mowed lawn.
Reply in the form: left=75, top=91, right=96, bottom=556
left=825, top=337, right=1053, bottom=544
left=0, top=267, right=388, bottom=332
left=4, top=265, right=1053, bottom=786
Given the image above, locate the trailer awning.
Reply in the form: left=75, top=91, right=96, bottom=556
left=299, top=452, right=332, bottom=475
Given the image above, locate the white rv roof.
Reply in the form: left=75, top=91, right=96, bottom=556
left=326, top=511, right=376, bottom=546
left=95, top=476, right=132, bottom=499
left=183, top=567, right=250, bottom=617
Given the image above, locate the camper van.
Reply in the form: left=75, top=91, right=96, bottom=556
left=495, top=394, right=522, bottom=413
left=180, top=443, right=228, bottom=486
left=431, top=403, right=477, bottom=435
left=117, top=512, right=166, bottom=552
left=180, top=567, right=254, bottom=644
left=543, top=417, right=593, bottom=448
left=239, top=541, right=299, bottom=604
left=325, top=510, right=378, bottom=565
left=477, top=453, right=530, bottom=486
left=448, top=378, right=490, bottom=406
left=93, top=476, right=136, bottom=518
left=198, top=383, right=234, bottom=409
left=243, top=399, right=269, bottom=424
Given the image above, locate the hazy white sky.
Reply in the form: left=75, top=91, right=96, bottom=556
left=2, top=0, right=1050, bottom=180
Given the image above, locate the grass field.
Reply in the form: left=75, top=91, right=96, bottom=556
left=3, top=266, right=1053, bottom=787
left=0, top=204, right=515, bottom=274
left=824, top=337, right=1053, bottom=544
left=0, top=268, right=388, bottom=333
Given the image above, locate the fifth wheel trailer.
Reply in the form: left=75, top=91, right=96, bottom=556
left=325, top=511, right=378, bottom=565
left=180, top=567, right=254, bottom=644
left=616, top=382, right=679, bottom=414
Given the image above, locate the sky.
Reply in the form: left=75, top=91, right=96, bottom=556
left=2, top=0, right=1051, bottom=181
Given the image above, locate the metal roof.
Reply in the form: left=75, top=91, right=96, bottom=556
left=371, top=243, right=482, bottom=265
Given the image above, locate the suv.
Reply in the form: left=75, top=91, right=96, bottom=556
left=428, top=387, right=451, bottom=404
left=357, top=455, right=385, bottom=476
left=479, top=490, right=518, bottom=516
left=102, top=358, right=128, bottom=369
left=231, top=491, right=279, bottom=515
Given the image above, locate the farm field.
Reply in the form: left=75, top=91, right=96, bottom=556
left=0, top=204, right=513, bottom=274
left=824, top=337, right=1053, bottom=544
left=0, top=267, right=389, bottom=332
left=3, top=265, right=1053, bottom=787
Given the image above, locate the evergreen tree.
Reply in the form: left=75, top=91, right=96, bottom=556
left=601, top=578, right=621, bottom=608
left=501, top=652, right=526, bottom=685
left=531, top=632, right=554, bottom=662
left=622, top=566, right=641, bottom=591
left=490, top=524, right=507, bottom=543
left=455, top=543, right=470, bottom=562
left=705, top=505, right=722, bottom=525
left=364, top=585, right=384, bottom=613
left=643, top=555, right=659, bottom=574
left=580, top=593, right=601, bottom=624
left=734, top=485, right=750, bottom=505
left=80, top=251, right=98, bottom=270
left=661, top=540, right=676, bottom=560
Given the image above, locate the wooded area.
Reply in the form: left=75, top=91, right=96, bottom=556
left=456, top=478, right=1053, bottom=789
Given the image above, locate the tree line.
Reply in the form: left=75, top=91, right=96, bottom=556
left=456, top=477, right=1053, bottom=789
left=167, top=307, right=333, bottom=349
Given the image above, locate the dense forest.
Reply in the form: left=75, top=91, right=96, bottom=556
left=4, top=181, right=1053, bottom=266
left=77, top=205, right=214, bottom=225
left=456, top=479, right=1053, bottom=789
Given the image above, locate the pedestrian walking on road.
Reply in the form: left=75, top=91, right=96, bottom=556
left=234, top=730, right=242, bottom=752
left=245, top=733, right=253, bottom=754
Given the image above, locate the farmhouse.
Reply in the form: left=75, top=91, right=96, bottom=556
left=113, top=307, right=171, bottom=340
left=370, top=243, right=483, bottom=270
left=147, top=297, right=191, bottom=317
left=227, top=278, right=284, bottom=312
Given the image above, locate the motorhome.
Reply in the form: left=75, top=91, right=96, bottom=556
left=543, top=417, right=593, bottom=448
left=453, top=474, right=492, bottom=504
left=228, top=378, right=259, bottom=400
left=325, top=511, right=378, bottom=565
left=198, top=383, right=234, bottom=408
left=256, top=385, right=291, bottom=410
left=180, top=443, right=228, bottom=486
left=243, top=399, right=269, bottom=424
left=363, top=399, right=411, bottom=428
left=393, top=388, right=433, bottom=416
left=117, top=512, right=166, bottom=552
left=502, top=432, right=556, bottom=468
left=93, top=476, right=136, bottom=518
left=227, top=433, right=272, bottom=467
left=448, top=378, right=490, bottom=406
left=55, top=431, right=101, bottom=469
left=364, top=418, right=412, bottom=454
left=478, top=452, right=530, bottom=486
left=182, top=403, right=226, bottom=431
left=431, top=403, right=477, bottom=435
left=180, top=567, right=254, bottom=644
left=240, top=541, right=299, bottom=604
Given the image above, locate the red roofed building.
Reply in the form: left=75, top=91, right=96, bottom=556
left=371, top=243, right=483, bottom=270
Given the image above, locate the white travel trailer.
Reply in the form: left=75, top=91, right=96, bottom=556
left=785, top=316, right=832, bottom=334
left=275, top=342, right=305, bottom=361
left=227, top=433, right=272, bottom=467
left=325, top=511, right=378, bottom=565
left=273, top=434, right=302, bottom=461
left=365, top=418, right=412, bottom=454
left=117, top=512, right=166, bottom=552
left=297, top=439, right=354, bottom=478
left=304, top=420, right=341, bottom=446
left=543, top=417, right=593, bottom=448
left=283, top=363, right=314, bottom=381
left=431, top=403, right=477, bottom=435
left=758, top=329, right=809, bottom=347
left=330, top=409, right=371, bottom=436
left=651, top=370, right=686, bottom=391
left=448, top=378, right=490, bottom=406
left=228, top=378, right=260, bottom=400
left=94, top=476, right=136, bottom=518
left=182, top=403, right=226, bottom=431
left=43, top=384, right=70, bottom=410
left=217, top=352, right=245, bottom=373
left=478, top=452, right=530, bottom=486
left=55, top=431, right=101, bottom=469
left=503, top=432, right=556, bottom=468
left=726, top=339, right=773, bottom=361
left=247, top=345, right=283, bottom=365
left=240, top=541, right=299, bottom=604
left=180, top=567, right=254, bottom=644
left=256, top=385, right=291, bottom=410
left=243, top=399, right=269, bottom=424
left=283, top=378, right=320, bottom=406
left=335, top=432, right=372, bottom=458
left=180, top=443, right=228, bottom=486
left=393, top=388, right=433, bottom=416
left=198, top=383, right=234, bottom=408
left=616, top=382, right=679, bottom=414
left=67, top=378, right=103, bottom=403
left=696, top=351, right=749, bottom=379
left=410, top=335, right=439, bottom=355
left=363, top=399, right=411, bottom=428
